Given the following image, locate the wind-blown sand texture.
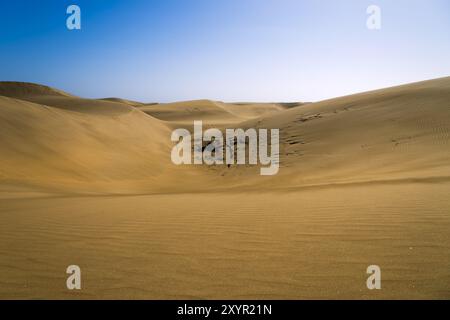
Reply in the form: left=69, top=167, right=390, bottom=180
left=0, top=78, right=449, bottom=299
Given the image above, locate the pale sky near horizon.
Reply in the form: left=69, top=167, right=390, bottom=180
left=1, top=0, right=449, bottom=103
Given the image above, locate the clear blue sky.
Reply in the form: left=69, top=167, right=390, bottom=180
left=1, top=0, right=449, bottom=102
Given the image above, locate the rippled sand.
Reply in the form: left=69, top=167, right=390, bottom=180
left=1, top=183, right=449, bottom=299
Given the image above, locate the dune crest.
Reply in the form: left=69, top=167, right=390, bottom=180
left=0, top=81, right=73, bottom=98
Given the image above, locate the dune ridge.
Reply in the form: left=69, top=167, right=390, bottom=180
left=0, top=81, right=74, bottom=98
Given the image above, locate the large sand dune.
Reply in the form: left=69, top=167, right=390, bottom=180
left=215, top=77, right=450, bottom=189
left=0, top=78, right=449, bottom=299
left=0, top=92, right=181, bottom=195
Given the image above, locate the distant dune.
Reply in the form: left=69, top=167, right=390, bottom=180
left=139, top=99, right=240, bottom=124
left=138, top=99, right=294, bottom=124
left=0, top=78, right=449, bottom=299
left=99, top=97, right=149, bottom=107
left=0, top=81, right=74, bottom=98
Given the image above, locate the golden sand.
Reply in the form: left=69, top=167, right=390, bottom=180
left=0, top=78, right=449, bottom=299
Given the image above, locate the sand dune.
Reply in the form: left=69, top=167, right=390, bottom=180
left=138, top=99, right=291, bottom=124
left=210, top=77, right=450, bottom=190
left=0, top=93, right=177, bottom=195
left=0, top=78, right=449, bottom=299
left=0, top=81, right=74, bottom=98
left=139, top=99, right=244, bottom=124
left=216, top=101, right=289, bottom=119
left=99, top=97, right=149, bottom=107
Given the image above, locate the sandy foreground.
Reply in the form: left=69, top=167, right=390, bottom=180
left=0, top=78, right=449, bottom=299
left=1, top=184, right=450, bottom=299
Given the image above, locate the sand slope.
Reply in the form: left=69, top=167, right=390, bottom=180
left=212, top=77, right=450, bottom=190
left=0, top=93, right=177, bottom=194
